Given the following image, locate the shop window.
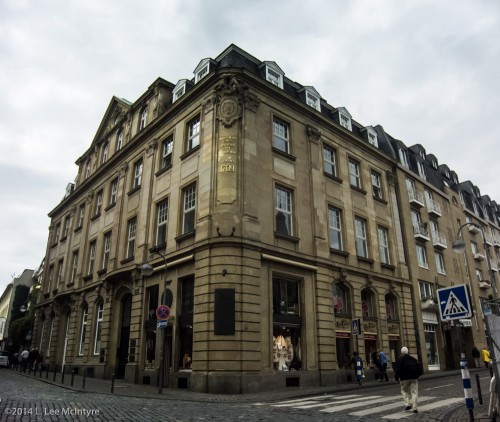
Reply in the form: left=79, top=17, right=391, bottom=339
left=178, top=276, right=194, bottom=369
left=144, top=285, right=158, bottom=370
left=273, top=326, right=301, bottom=371
left=273, top=277, right=299, bottom=316
left=361, top=289, right=376, bottom=318
left=385, top=294, right=398, bottom=321
left=332, top=283, right=350, bottom=315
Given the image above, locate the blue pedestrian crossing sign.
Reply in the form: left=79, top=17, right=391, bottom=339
left=437, top=284, right=473, bottom=321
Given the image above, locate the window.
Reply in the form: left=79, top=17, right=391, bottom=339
left=88, top=241, right=96, bottom=275
left=367, top=131, right=378, bottom=147
left=182, top=185, right=196, bottom=234
left=332, top=283, right=350, bottom=315
left=70, top=250, right=78, bottom=284
left=53, top=223, right=61, bottom=244
left=181, top=277, right=195, bottom=315
left=78, top=204, right=85, bottom=228
left=101, top=142, right=109, bottom=164
left=419, top=281, right=434, bottom=299
left=471, top=241, right=479, bottom=254
left=349, top=158, right=361, bottom=188
left=116, top=130, right=123, bottom=152
left=328, top=207, right=343, bottom=250
left=79, top=306, right=88, bottom=356
left=56, top=259, right=64, bottom=287
left=173, top=80, right=187, bottom=102
left=323, top=145, right=337, bottom=177
left=109, top=178, right=118, bottom=206
left=417, top=161, right=426, bottom=180
left=62, top=216, right=70, bottom=239
left=399, top=148, right=409, bottom=168
left=305, top=90, right=320, bottom=111
left=48, top=264, right=54, bottom=290
left=355, top=217, right=368, bottom=258
left=94, top=190, right=103, bottom=216
left=371, top=171, right=383, bottom=199
left=339, top=112, right=352, bottom=131
left=378, top=226, right=390, bottom=264
left=102, top=232, right=112, bottom=270
left=273, top=118, right=290, bottom=154
left=126, top=218, right=137, bottom=258
left=160, top=135, right=173, bottom=169
left=275, top=186, right=293, bottom=236
left=416, top=244, right=428, bottom=268
left=195, top=64, right=209, bottom=83
left=361, top=289, right=375, bottom=317
left=435, top=252, right=446, bottom=274
left=179, top=276, right=194, bottom=369
left=93, top=302, right=103, bottom=355
left=156, top=199, right=168, bottom=245
left=476, top=269, right=483, bottom=281
left=385, top=294, right=397, bottom=320
left=273, top=277, right=300, bottom=316
left=85, top=160, right=91, bottom=179
left=186, top=116, right=200, bottom=152
left=139, top=107, right=148, bottom=130
left=266, top=67, right=283, bottom=88
left=132, top=158, right=143, bottom=189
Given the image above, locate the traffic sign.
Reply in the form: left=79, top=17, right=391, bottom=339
left=157, top=320, right=168, bottom=329
left=156, top=305, right=171, bottom=320
left=437, top=284, right=473, bottom=321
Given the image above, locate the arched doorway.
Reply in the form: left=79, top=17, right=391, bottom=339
left=116, top=294, right=132, bottom=379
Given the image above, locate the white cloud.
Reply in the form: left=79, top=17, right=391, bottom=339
left=0, top=0, right=499, bottom=293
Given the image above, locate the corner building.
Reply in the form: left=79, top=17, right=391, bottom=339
left=34, top=45, right=500, bottom=393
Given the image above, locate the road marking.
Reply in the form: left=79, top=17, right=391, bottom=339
left=320, top=396, right=398, bottom=413
left=349, top=396, right=434, bottom=416
left=294, top=395, right=369, bottom=409
left=424, top=383, right=453, bottom=390
left=269, top=394, right=340, bottom=405
left=271, top=394, right=362, bottom=408
left=382, top=397, right=462, bottom=419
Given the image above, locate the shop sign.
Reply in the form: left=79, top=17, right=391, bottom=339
left=335, top=331, right=351, bottom=338
left=364, top=334, right=377, bottom=340
left=388, top=335, right=400, bottom=340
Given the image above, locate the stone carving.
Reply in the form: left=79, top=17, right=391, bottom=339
left=146, top=138, right=158, bottom=157
left=307, top=125, right=322, bottom=143
left=120, top=162, right=129, bottom=178
left=86, top=190, right=94, bottom=204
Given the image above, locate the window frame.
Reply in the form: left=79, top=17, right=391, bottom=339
left=182, top=185, right=196, bottom=235
left=348, top=158, right=362, bottom=188
left=272, top=117, right=290, bottom=154
left=109, top=178, right=118, bottom=206
left=88, top=240, right=96, bottom=276
left=186, top=115, right=200, bottom=152
left=371, top=170, right=383, bottom=199
left=139, top=106, right=148, bottom=130
left=275, top=185, right=294, bottom=237
left=378, top=226, right=390, bottom=264
left=93, top=302, right=104, bottom=355
left=94, top=190, right=103, bottom=216
left=332, top=283, right=350, bottom=315
left=160, top=135, right=174, bottom=170
left=156, top=199, right=169, bottom=246
left=323, top=144, right=337, bottom=178
left=116, top=129, right=123, bottom=152
left=416, top=244, right=428, bottom=268
left=355, top=217, right=369, bottom=258
left=102, top=231, right=112, bottom=270
left=78, top=305, right=88, bottom=356
left=132, top=158, right=143, bottom=189
left=328, top=206, right=343, bottom=250
left=435, top=251, right=446, bottom=274
left=126, top=217, right=137, bottom=259
left=70, top=250, right=79, bottom=284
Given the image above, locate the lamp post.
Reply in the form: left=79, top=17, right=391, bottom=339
left=140, top=248, right=172, bottom=394
left=452, top=222, right=500, bottom=414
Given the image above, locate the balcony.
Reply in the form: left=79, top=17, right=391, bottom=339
left=431, top=230, right=447, bottom=249
left=479, top=280, right=491, bottom=289
left=469, top=225, right=480, bottom=235
left=426, top=197, right=442, bottom=218
left=485, top=236, right=493, bottom=246
left=413, top=223, right=430, bottom=241
left=474, top=252, right=486, bottom=261
left=408, top=188, right=424, bottom=208
left=494, top=239, right=500, bottom=248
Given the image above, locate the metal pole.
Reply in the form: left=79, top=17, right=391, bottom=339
left=82, top=367, right=86, bottom=389
left=460, top=354, right=474, bottom=421
left=111, top=372, right=115, bottom=393
left=476, top=373, right=483, bottom=405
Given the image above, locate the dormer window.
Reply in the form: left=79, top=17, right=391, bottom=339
left=365, top=127, right=378, bottom=148
left=417, top=161, right=426, bottom=180
left=173, top=80, right=187, bottom=103
left=336, top=107, right=352, bottom=131
left=306, top=91, right=320, bottom=111
left=398, top=148, right=409, bottom=168
left=260, top=62, right=284, bottom=89
left=445, top=170, right=450, bottom=178
left=194, top=59, right=211, bottom=83
left=420, top=150, right=425, bottom=160
left=432, top=160, right=438, bottom=169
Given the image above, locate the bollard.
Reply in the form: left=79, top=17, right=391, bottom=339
left=82, top=368, right=86, bottom=390
left=39, top=365, right=43, bottom=377
left=46, top=364, right=49, bottom=379
left=460, top=354, right=474, bottom=422
left=476, top=373, right=483, bottom=405
left=490, top=366, right=494, bottom=378
left=53, top=364, right=57, bottom=381
left=111, top=372, right=115, bottom=394
left=71, top=367, right=75, bottom=387
left=61, top=366, right=65, bottom=384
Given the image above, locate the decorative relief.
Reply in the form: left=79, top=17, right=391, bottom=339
left=218, top=97, right=241, bottom=128
left=146, top=138, right=158, bottom=157
left=120, top=162, right=129, bottom=178
left=335, top=318, right=351, bottom=329
left=307, top=125, right=322, bottom=143
left=86, top=190, right=94, bottom=204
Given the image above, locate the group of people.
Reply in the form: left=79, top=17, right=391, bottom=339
left=472, top=346, right=491, bottom=368
left=12, top=347, right=44, bottom=372
left=351, top=346, right=422, bottom=413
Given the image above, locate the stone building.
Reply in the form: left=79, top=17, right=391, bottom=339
left=33, top=44, right=500, bottom=393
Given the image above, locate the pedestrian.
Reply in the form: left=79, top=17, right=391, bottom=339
left=378, top=349, right=389, bottom=382
left=472, top=346, right=481, bottom=368
left=481, top=347, right=491, bottom=368
left=394, top=346, right=422, bottom=414
left=351, top=351, right=364, bottom=385
left=20, top=348, right=29, bottom=372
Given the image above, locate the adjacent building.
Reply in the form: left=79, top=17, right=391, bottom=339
left=33, top=45, right=500, bottom=393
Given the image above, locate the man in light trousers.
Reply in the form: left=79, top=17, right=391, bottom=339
left=394, top=346, right=422, bottom=414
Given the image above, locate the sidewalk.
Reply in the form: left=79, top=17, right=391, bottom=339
left=9, top=366, right=495, bottom=420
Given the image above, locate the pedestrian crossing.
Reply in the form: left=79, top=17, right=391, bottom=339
left=253, top=393, right=463, bottom=419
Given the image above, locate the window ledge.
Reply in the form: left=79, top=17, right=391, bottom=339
left=330, top=248, right=349, bottom=258
left=90, top=213, right=101, bottom=222
left=97, top=268, right=107, bottom=276
left=155, top=164, right=172, bottom=177
left=104, top=203, right=116, bottom=212
left=66, top=282, right=74, bottom=288
left=60, top=235, right=68, bottom=243
left=357, top=256, right=374, bottom=265
left=350, top=185, right=367, bottom=195
left=373, top=196, right=388, bottom=205
left=51, top=242, right=58, bottom=248
left=120, top=257, right=134, bottom=265
left=74, top=226, right=83, bottom=234
left=180, top=145, right=200, bottom=161
left=82, top=274, right=93, bottom=282
left=324, top=173, right=343, bottom=184
left=381, top=263, right=396, bottom=270
left=175, top=231, right=196, bottom=243
left=274, top=232, right=300, bottom=243
left=272, top=147, right=296, bottom=162
left=150, top=243, right=166, bottom=253
left=127, top=186, right=141, bottom=197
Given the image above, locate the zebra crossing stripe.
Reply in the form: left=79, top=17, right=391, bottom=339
left=349, top=396, right=434, bottom=416
left=269, top=394, right=340, bottom=405
left=293, top=395, right=371, bottom=409
left=321, top=396, right=398, bottom=413
left=382, top=397, right=462, bottom=419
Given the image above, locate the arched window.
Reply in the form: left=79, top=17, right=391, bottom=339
left=79, top=305, right=88, bottom=356
left=332, top=283, right=350, bottom=315
left=385, top=293, right=398, bottom=321
left=361, top=289, right=376, bottom=318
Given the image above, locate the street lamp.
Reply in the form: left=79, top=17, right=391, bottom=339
left=452, top=222, right=500, bottom=415
left=140, top=248, right=172, bottom=394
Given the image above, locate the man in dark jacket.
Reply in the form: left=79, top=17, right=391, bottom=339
left=394, top=346, right=422, bottom=414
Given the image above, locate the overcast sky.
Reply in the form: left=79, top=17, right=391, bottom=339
left=1, top=0, right=499, bottom=294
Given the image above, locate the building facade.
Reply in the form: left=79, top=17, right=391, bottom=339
left=33, top=45, right=500, bottom=393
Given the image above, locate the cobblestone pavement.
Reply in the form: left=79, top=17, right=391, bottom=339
left=0, top=367, right=495, bottom=421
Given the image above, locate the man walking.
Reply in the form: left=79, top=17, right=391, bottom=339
left=378, top=349, right=389, bottom=382
left=394, top=346, right=422, bottom=414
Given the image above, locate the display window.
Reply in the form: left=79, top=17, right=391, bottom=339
left=272, top=325, right=301, bottom=371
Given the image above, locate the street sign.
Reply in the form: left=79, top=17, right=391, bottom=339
left=157, top=320, right=168, bottom=329
left=352, top=318, right=361, bottom=335
left=156, top=305, right=171, bottom=320
left=437, top=284, right=473, bottom=321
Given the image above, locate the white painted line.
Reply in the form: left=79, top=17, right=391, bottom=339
left=382, top=397, right=462, bottom=420
left=424, top=383, right=453, bottom=391
left=349, top=396, right=434, bottom=416
left=320, top=396, right=398, bottom=413
left=270, top=394, right=341, bottom=405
